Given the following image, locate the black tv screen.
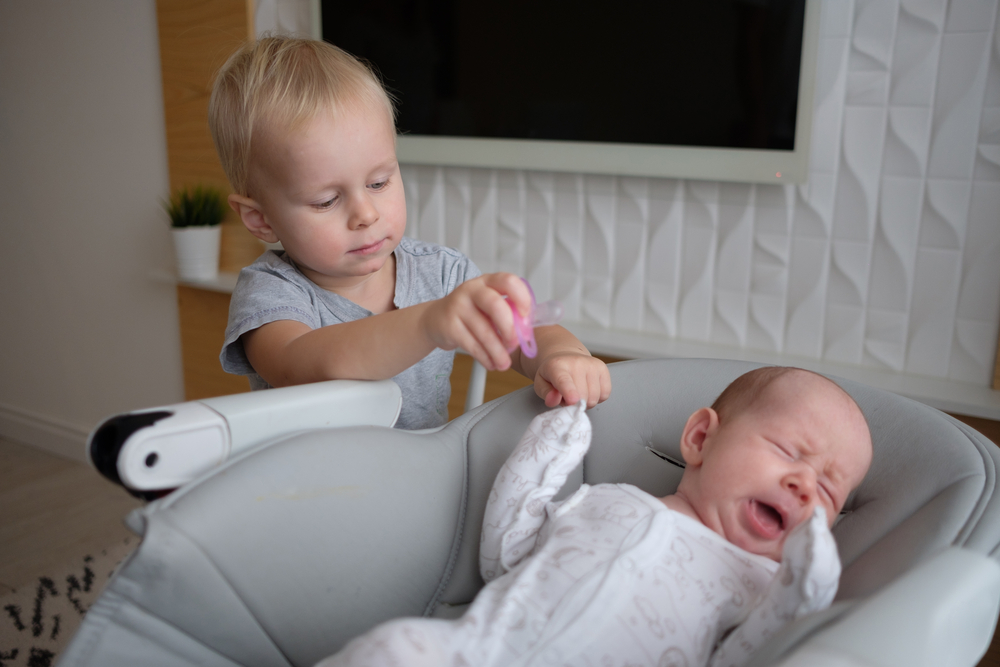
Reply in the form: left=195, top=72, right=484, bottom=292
left=322, top=0, right=806, bottom=152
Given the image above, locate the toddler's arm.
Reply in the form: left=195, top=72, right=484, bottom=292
left=511, top=327, right=612, bottom=409
left=242, top=273, right=533, bottom=387
left=479, top=401, right=591, bottom=583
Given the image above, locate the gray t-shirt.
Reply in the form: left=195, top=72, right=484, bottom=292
left=221, top=237, right=482, bottom=430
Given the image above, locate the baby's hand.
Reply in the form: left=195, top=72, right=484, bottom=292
left=533, top=349, right=611, bottom=409
left=421, top=273, right=532, bottom=372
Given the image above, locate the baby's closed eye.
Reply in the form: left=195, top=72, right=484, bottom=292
left=770, top=441, right=795, bottom=460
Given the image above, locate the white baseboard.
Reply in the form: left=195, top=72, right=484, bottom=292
left=0, top=403, right=90, bottom=463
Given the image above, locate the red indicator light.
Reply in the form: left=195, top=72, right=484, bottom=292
left=775, top=172, right=782, bottom=178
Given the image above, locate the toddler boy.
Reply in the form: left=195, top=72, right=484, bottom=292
left=208, top=37, right=611, bottom=429
left=319, top=367, right=873, bottom=666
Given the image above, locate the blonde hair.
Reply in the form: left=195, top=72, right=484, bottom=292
left=209, top=36, right=396, bottom=196
left=711, top=366, right=851, bottom=422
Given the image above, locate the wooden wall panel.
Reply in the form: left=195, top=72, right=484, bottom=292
left=158, top=0, right=259, bottom=399
left=157, top=0, right=249, bottom=193
left=176, top=287, right=250, bottom=400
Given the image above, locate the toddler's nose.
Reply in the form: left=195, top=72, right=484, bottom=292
left=348, top=195, right=379, bottom=229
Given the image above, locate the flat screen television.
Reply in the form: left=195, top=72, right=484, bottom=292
left=320, top=0, right=819, bottom=184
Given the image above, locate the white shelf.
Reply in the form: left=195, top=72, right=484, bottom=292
left=151, top=268, right=239, bottom=294
left=563, top=322, right=1000, bottom=421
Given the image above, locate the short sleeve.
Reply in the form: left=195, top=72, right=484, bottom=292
left=452, top=251, right=481, bottom=285
left=219, top=252, right=322, bottom=380
left=392, top=237, right=481, bottom=310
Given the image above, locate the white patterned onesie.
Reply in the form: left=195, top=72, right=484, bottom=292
left=318, top=402, right=841, bottom=667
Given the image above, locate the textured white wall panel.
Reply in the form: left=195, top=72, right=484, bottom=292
left=400, top=0, right=1000, bottom=387
left=644, top=181, right=683, bottom=337
left=470, top=169, right=497, bottom=273
left=749, top=185, right=793, bottom=353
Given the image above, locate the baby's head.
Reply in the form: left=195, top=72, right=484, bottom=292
left=670, top=367, right=873, bottom=561
left=209, top=37, right=405, bottom=288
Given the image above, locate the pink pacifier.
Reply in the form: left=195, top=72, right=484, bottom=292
left=508, top=279, right=564, bottom=358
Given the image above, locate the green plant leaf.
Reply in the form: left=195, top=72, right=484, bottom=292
left=164, top=185, right=227, bottom=227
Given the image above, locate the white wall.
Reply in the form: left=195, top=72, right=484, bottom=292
left=0, top=1, right=184, bottom=461
left=403, top=1, right=1000, bottom=402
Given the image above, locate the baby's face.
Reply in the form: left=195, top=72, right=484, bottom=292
left=247, top=103, right=406, bottom=291
left=683, top=374, right=872, bottom=561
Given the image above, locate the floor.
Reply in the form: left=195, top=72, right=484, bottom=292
left=0, top=437, right=142, bottom=596
left=3, top=360, right=1000, bottom=664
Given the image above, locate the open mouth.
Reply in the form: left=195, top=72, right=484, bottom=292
left=749, top=499, right=784, bottom=537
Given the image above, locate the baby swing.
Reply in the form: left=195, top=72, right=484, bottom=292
left=58, top=358, right=1000, bottom=667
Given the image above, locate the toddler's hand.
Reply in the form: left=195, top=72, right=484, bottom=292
left=422, top=273, right=532, bottom=372
left=533, top=349, right=611, bottom=409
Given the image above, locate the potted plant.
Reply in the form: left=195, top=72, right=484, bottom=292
left=165, top=185, right=226, bottom=282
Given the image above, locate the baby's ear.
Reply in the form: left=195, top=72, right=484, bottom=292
left=679, top=407, right=718, bottom=467
left=229, top=194, right=278, bottom=244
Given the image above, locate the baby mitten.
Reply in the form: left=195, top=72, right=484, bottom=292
left=479, top=401, right=591, bottom=581
left=708, top=506, right=841, bottom=667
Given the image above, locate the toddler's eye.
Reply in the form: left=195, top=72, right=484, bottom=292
left=369, top=179, right=389, bottom=191
left=315, top=197, right=337, bottom=209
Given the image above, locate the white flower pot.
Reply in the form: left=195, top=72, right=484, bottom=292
left=172, top=226, right=221, bottom=282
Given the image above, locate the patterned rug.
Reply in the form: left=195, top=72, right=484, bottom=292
left=0, top=537, right=136, bottom=667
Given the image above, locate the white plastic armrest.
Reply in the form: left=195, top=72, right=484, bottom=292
left=774, top=547, right=1000, bottom=667
left=90, top=380, right=402, bottom=492
left=201, top=379, right=401, bottom=450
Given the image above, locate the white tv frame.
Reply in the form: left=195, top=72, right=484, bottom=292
left=317, top=0, right=821, bottom=185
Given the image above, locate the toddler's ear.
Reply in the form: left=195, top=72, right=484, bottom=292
left=679, top=407, right=718, bottom=467
left=229, top=194, right=279, bottom=244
